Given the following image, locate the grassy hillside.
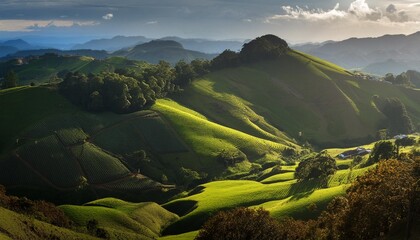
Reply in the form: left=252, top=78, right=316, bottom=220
left=0, top=86, right=299, bottom=203
left=0, top=206, right=97, bottom=240
left=175, top=50, right=420, bottom=147
left=162, top=159, right=373, bottom=235
left=60, top=197, right=179, bottom=240
left=0, top=55, right=147, bottom=85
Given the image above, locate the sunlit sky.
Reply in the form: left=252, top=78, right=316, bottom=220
left=1, top=0, right=420, bottom=43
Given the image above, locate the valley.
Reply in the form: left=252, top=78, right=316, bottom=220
left=0, top=34, right=419, bottom=239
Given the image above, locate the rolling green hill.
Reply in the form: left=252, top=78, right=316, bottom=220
left=60, top=197, right=179, bottom=240
left=113, top=40, right=215, bottom=64
left=0, top=85, right=296, bottom=203
left=174, top=49, right=420, bottom=148
left=0, top=55, right=147, bottom=85
left=0, top=206, right=97, bottom=240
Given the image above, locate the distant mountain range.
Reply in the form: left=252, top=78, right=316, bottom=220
left=73, top=35, right=244, bottom=53
left=72, top=35, right=150, bottom=51
left=1, top=39, right=215, bottom=65
left=295, top=31, right=420, bottom=75
left=0, top=39, right=36, bottom=57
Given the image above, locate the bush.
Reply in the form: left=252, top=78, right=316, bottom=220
left=217, top=149, right=247, bottom=166
left=196, top=207, right=283, bottom=240
left=295, top=152, right=337, bottom=185
left=367, top=141, right=396, bottom=164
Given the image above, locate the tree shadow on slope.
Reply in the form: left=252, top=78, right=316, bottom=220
left=287, top=179, right=322, bottom=201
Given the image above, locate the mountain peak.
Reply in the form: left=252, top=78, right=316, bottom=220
left=134, top=40, right=184, bottom=50
left=2, top=39, right=32, bottom=50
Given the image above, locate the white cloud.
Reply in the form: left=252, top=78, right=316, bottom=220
left=102, top=13, right=113, bottom=20
left=146, top=21, right=158, bottom=24
left=266, top=0, right=418, bottom=23
left=0, top=19, right=97, bottom=32
left=243, top=18, right=252, bottom=22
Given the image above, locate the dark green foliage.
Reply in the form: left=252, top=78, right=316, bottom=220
left=86, top=219, right=99, bottom=234
left=190, top=59, right=211, bottom=76
left=195, top=207, right=284, bottom=240
left=210, top=35, right=289, bottom=70
left=380, top=98, right=415, bottom=134
left=59, top=59, right=212, bottom=113
left=395, top=137, right=416, bottom=147
left=95, top=227, right=109, bottom=239
left=240, top=34, right=289, bottom=63
left=295, top=152, right=337, bottom=183
left=210, top=50, right=240, bottom=70
left=384, top=72, right=413, bottom=87
left=59, top=71, right=172, bottom=113
left=174, top=60, right=196, bottom=86
left=3, top=70, right=18, bottom=88
left=0, top=185, right=72, bottom=228
left=368, top=141, right=397, bottom=164
left=217, top=149, right=247, bottom=166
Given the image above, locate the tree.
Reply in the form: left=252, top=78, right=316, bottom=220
left=174, top=60, right=196, bottom=87
left=3, top=70, right=18, bottom=88
left=196, top=207, right=283, bottom=240
left=240, top=34, right=289, bottom=63
left=367, top=141, right=396, bottom=164
left=342, top=159, right=418, bottom=239
left=295, top=152, right=337, bottom=185
left=380, top=98, right=415, bottom=134
left=210, top=50, right=240, bottom=70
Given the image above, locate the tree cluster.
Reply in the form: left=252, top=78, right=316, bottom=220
left=196, top=158, right=420, bottom=240
left=295, top=152, right=337, bottom=185
left=0, top=185, right=72, bottom=228
left=1, top=70, right=18, bottom=89
left=59, top=59, right=211, bottom=113
left=384, top=72, right=414, bottom=87
left=367, top=141, right=397, bottom=164
left=211, top=34, right=289, bottom=70
left=376, top=97, right=415, bottom=135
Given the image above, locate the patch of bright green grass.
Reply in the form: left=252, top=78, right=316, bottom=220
left=60, top=198, right=178, bottom=239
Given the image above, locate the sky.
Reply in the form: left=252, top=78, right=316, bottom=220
left=1, top=0, right=420, bottom=44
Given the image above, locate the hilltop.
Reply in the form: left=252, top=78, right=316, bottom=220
left=113, top=40, right=215, bottom=64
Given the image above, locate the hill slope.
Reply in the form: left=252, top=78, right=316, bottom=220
left=113, top=40, right=215, bottom=64
left=296, top=31, right=420, bottom=74
left=60, top=197, right=179, bottom=240
left=175, top=50, right=420, bottom=147
left=0, top=85, right=296, bottom=203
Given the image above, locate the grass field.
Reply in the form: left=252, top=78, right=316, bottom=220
left=174, top=50, right=420, bottom=148
left=0, top=207, right=97, bottom=240
left=162, top=160, right=373, bottom=235
left=60, top=197, right=179, bottom=240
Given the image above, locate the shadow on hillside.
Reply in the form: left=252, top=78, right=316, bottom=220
left=287, top=179, right=322, bottom=200
left=163, top=200, right=198, bottom=217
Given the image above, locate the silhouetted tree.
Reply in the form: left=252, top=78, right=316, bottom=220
left=3, top=70, right=18, bottom=88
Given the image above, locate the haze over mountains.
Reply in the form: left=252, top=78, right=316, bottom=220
left=295, top=31, right=420, bottom=75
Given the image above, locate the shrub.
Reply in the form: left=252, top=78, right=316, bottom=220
left=295, top=152, right=337, bottom=185
left=196, top=207, right=283, bottom=240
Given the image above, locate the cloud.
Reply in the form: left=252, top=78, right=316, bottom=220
left=243, top=18, right=252, bottom=22
left=266, top=0, right=417, bottom=23
left=146, top=21, right=158, bottom=24
left=0, top=19, right=97, bottom=32
left=102, top=13, right=113, bottom=20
